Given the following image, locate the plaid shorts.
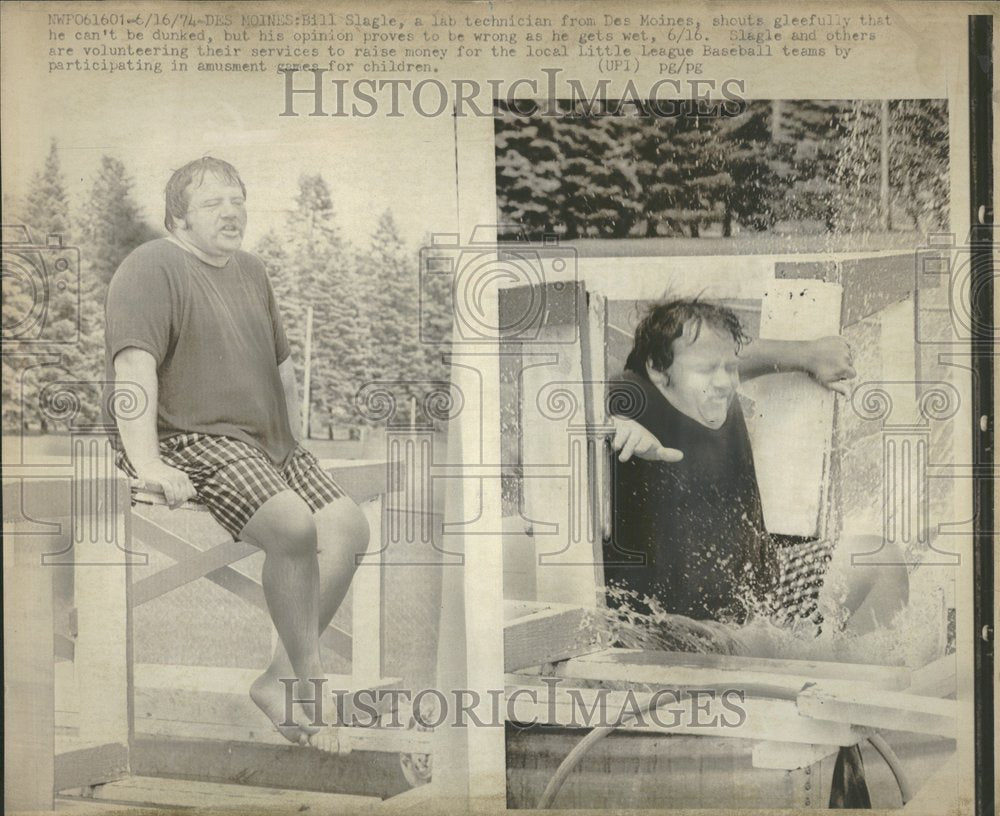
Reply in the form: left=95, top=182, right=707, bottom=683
left=773, top=536, right=834, bottom=626
left=116, top=433, right=346, bottom=538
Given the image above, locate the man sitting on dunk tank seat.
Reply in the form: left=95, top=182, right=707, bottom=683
left=604, top=297, right=909, bottom=634
left=104, top=156, right=366, bottom=752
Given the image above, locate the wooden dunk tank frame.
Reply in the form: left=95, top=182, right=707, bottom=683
left=4, top=439, right=440, bottom=811
left=501, top=254, right=959, bottom=806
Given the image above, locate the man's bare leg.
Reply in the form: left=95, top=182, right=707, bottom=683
left=241, top=491, right=327, bottom=743
left=249, top=497, right=369, bottom=744
left=824, top=534, right=909, bottom=635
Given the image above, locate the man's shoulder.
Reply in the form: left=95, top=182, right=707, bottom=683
left=113, top=237, right=183, bottom=277
left=232, top=248, right=268, bottom=277
left=608, top=370, right=657, bottom=424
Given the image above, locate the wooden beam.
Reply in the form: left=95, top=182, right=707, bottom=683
left=504, top=681, right=862, bottom=746
left=131, top=512, right=352, bottom=660
left=3, top=516, right=56, bottom=812
left=741, top=279, right=842, bottom=537
left=131, top=736, right=413, bottom=799
left=518, top=282, right=603, bottom=607
left=905, top=654, right=956, bottom=698
left=546, top=647, right=909, bottom=699
left=54, top=742, right=129, bottom=792
left=135, top=715, right=432, bottom=753
left=319, top=459, right=388, bottom=505
left=132, top=664, right=423, bottom=751
left=62, top=775, right=379, bottom=811
left=796, top=683, right=958, bottom=738
left=504, top=601, right=606, bottom=672
left=547, top=647, right=911, bottom=689
left=130, top=538, right=257, bottom=606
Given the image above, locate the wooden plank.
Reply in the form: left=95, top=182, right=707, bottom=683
left=906, top=654, right=956, bottom=698
left=546, top=648, right=910, bottom=698
left=54, top=742, right=129, bottom=792
left=133, top=665, right=422, bottom=751
left=519, top=281, right=602, bottom=607
left=741, top=279, right=842, bottom=537
left=352, top=497, right=383, bottom=683
left=54, top=796, right=149, bottom=813
left=553, top=647, right=911, bottom=690
left=502, top=516, right=537, bottom=602
left=319, top=459, right=389, bottom=506
left=751, top=740, right=843, bottom=770
left=135, top=715, right=432, bottom=753
left=73, top=449, right=131, bottom=753
left=130, top=538, right=257, bottom=606
left=131, top=735, right=412, bottom=799
left=74, top=775, right=378, bottom=810
left=504, top=681, right=862, bottom=746
left=796, top=683, right=958, bottom=738
left=504, top=601, right=606, bottom=672
left=3, top=517, right=56, bottom=812
left=134, top=663, right=398, bottom=694
left=131, top=511, right=353, bottom=660
left=583, top=292, right=610, bottom=586
left=839, top=254, right=918, bottom=327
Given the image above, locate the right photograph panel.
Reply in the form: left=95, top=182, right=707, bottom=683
left=497, top=98, right=962, bottom=810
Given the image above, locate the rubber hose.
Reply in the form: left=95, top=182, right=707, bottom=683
left=867, top=732, right=915, bottom=804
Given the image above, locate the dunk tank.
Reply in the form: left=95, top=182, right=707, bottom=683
left=500, top=247, right=961, bottom=809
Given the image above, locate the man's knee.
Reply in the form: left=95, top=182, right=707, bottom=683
left=316, top=499, right=370, bottom=559
left=241, top=491, right=318, bottom=557
left=839, top=534, right=909, bottom=604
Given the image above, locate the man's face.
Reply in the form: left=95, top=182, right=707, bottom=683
left=176, top=174, right=247, bottom=260
left=654, top=323, right=740, bottom=430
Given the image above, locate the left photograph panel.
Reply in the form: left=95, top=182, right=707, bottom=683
left=2, top=7, right=468, bottom=811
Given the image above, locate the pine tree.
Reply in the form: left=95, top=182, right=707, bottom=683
left=553, top=106, right=644, bottom=238
left=259, top=174, right=365, bottom=431
left=79, top=156, right=160, bottom=291
left=494, top=101, right=564, bottom=240
left=63, top=156, right=160, bottom=428
left=2, top=142, right=82, bottom=432
left=24, top=139, right=72, bottom=243
left=772, top=100, right=855, bottom=231
left=887, top=99, right=949, bottom=232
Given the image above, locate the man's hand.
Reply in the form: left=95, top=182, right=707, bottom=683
left=611, top=417, right=684, bottom=463
left=804, top=336, right=856, bottom=397
left=134, top=459, right=197, bottom=508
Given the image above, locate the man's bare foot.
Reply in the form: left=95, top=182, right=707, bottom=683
left=307, top=726, right=352, bottom=755
left=249, top=672, right=320, bottom=745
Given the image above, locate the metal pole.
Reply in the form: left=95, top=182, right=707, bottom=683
left=879, top=99, right=891, bottom=231
left=301, top=305, right=313, bottom=440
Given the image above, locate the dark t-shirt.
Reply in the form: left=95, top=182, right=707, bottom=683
left=103, top=238, right=295, bottom=465
left=604, top=370, right=778, bottom=621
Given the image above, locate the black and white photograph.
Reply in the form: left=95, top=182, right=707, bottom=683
left=2, top=1, right=994, bottom=814
left=497, top=97, right=974, bottom=809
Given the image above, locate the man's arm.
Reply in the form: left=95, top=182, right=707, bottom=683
left=279, top=357, right=301, bottom=442
left=738, top=337, right=856, bottom=396
left=113, top=347, right=196, bottom=507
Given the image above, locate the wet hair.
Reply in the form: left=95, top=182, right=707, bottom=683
left=164, top=157, right=246, bottom=231
left=624, top=298, right=748, bottom=381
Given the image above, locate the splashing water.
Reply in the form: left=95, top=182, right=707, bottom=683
left=602, top=568, right=945, bottom=671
